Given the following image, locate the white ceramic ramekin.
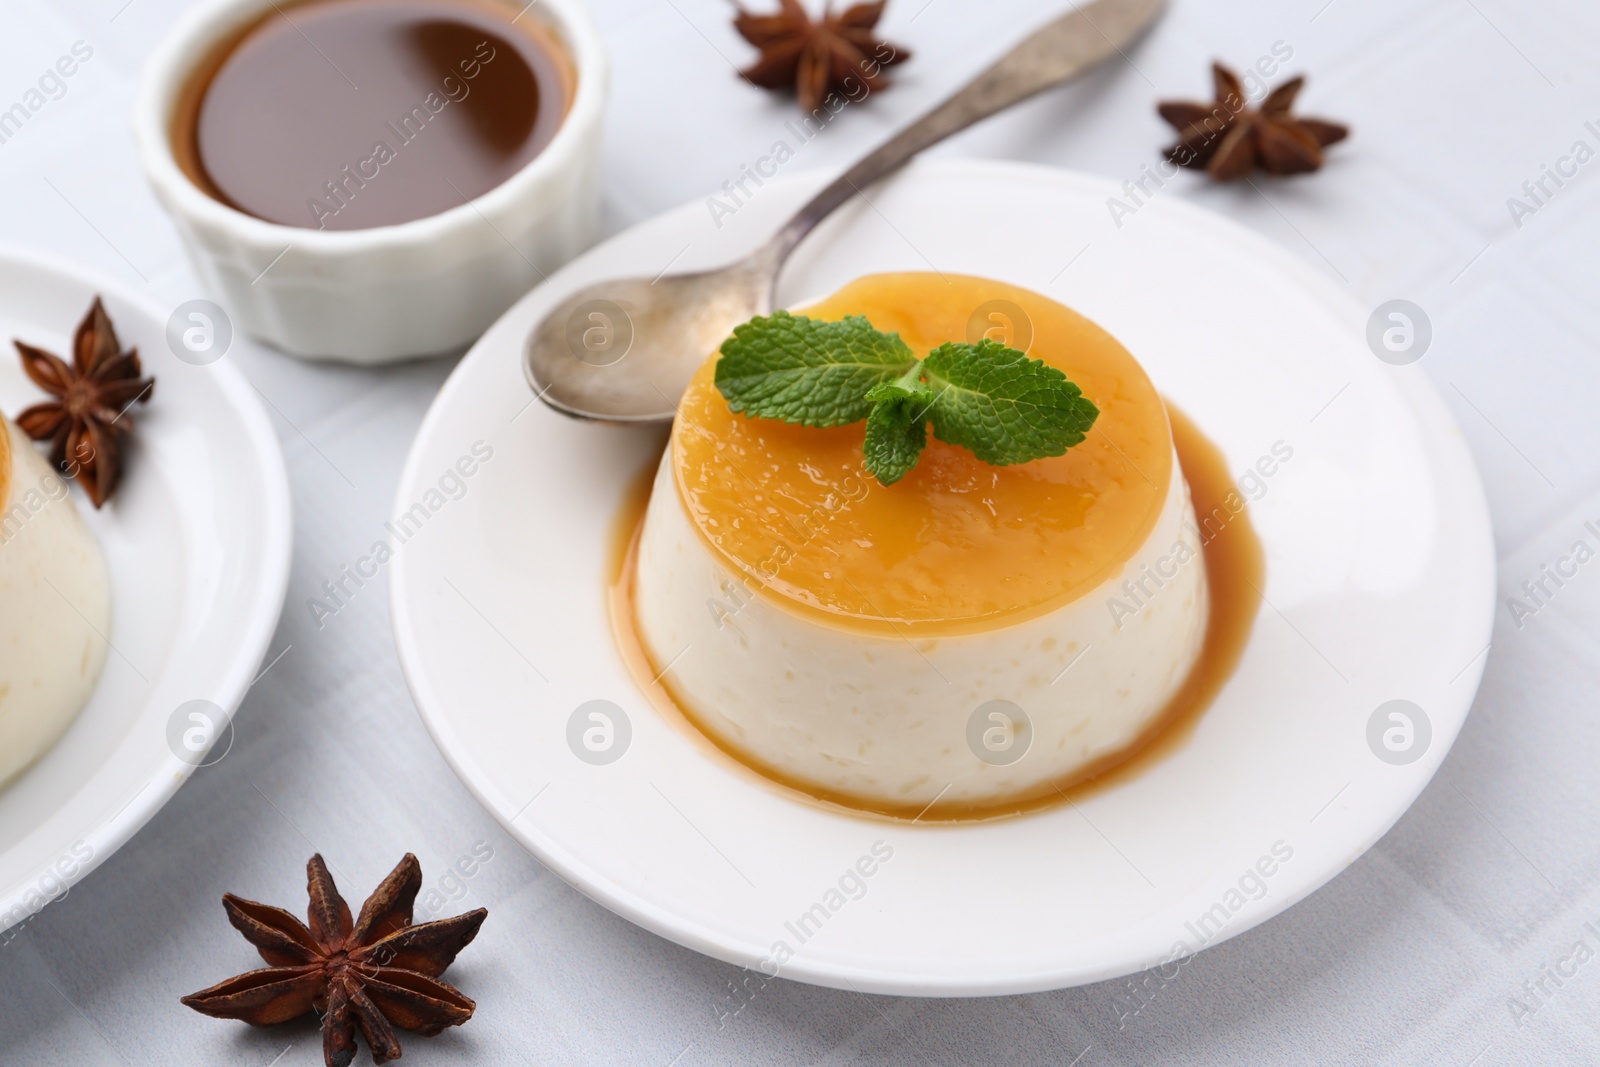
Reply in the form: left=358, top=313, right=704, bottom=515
left=133, top=0, right=606, bottom=364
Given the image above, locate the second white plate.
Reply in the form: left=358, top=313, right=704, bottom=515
left=0, top=245, right=291, bottom=932
left=390, top=159, right=1494, bottom=996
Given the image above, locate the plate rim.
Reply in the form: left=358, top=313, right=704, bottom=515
left=389, top=158, right=1497, bottom=995
left=0, top=241, right=293, bottom=930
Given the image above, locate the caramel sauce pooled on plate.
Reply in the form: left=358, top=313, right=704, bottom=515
left=173, top=0, right=572, bottom=230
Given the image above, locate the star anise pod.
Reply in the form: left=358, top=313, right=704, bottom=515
left=12, top=296, right=154, bottom=508
left=182, top=854, right=488, bottom=1067
left=733, top=0, right=910, bottom=114
left=1158, top=63, right=1349, bottom=181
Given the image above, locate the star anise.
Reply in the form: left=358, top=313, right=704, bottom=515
left=12, top=296, right=154, bottom=508
left=1158, top=63, right=1349, bottom=181
left=182, top=854, right=488, bottom=1067
left=733, top=0, right=910, bottom=114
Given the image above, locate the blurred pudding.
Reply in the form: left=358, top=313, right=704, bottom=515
left=628, top=274, right=1209, bottom=814
left=0, top=413, right=110, bottom=786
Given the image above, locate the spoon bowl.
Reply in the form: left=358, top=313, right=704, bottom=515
left=524, top=251, right=775, bottom=424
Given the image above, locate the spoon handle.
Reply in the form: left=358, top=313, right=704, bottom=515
left=763, top=0, right=1165, bottom=266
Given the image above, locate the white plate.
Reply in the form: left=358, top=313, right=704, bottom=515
left=0, top=246, right=290, bottom=932
left=389, top=160, right=1495, bottom=996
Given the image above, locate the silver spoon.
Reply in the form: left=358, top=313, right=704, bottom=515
left=525, top=0, right=1166, bottom=424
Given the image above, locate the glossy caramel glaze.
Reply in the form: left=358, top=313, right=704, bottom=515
left=670, top=273, right=1173, bottom=635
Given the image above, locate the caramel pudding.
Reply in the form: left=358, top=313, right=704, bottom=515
left=175, top=0, right=573, bottom=230
left=622, top=273, right=1244, bottom=815
left=0, top=414, right=110, bottom=786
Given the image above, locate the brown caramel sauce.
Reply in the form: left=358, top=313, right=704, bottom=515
left=171, top=0, right=573, bottom=230
left=606, top=404, right=1264, bottom=823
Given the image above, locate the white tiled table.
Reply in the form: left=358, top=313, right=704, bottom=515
left=2, top=0, right=1598, bottom=1063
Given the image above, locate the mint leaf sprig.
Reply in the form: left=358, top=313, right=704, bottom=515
left=714, top=311, right=1100, bottom=486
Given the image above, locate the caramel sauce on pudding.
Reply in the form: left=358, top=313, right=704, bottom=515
left=173, top=0, right=572, bottom=230
left=671, top=274, right=1173, bottom=635
left=607, top=274, right=1265, bottom=822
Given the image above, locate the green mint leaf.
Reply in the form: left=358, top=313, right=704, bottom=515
left=862, top=378, right=936, bottom=485
left=715, top=311, right=917, bottom=427
left=922, top=339, right=1100, bottom=466
left=713, top=312, right=1099, bottom=486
